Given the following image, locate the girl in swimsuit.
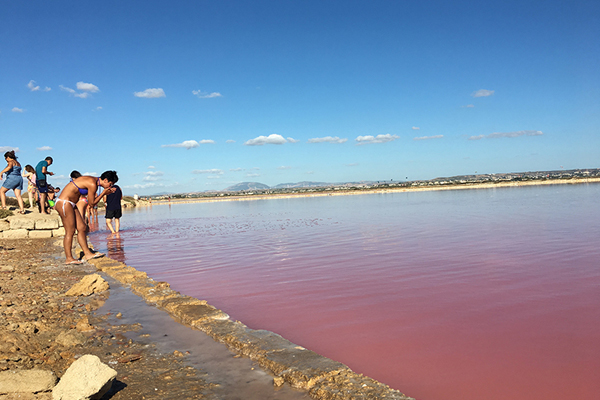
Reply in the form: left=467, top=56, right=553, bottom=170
left=22, top=165, right=37, bottom=209
left=56, top=170, right=118, bottom=265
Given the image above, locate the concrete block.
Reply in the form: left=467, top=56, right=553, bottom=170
left=2, top=229, right=29, bottom=238
left=35, top=218, right=59, bottom=230
left=9, top=218, right=35, bottom=230
left=0, top=220, right=10, bottom=232
left=52, top=227, right=65, bottom=237
left=29, top=230, right=53, bottom=238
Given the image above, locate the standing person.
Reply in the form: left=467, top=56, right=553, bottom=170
left=35, top=156, right=54, bottom=214
left=105, top=184, right=122, bottom=233
left=0, top=151, right=25, bottom=213
left=55, top=170, right=118, bottom=264
left=22, top=165, right=37, bottom=209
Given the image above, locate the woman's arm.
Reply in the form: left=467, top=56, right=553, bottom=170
left=87, top=180, right=115, bottom=207
left=0, top=161, right=14, bottom=177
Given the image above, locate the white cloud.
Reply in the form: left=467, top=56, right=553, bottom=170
left=487, top=130, right=543, bottom=139
left=27, top=80, right=50, bottom=92
left=192, top=169, right=224, bottom=175
left=355, top=134, right=399, bottom=145
left=0, top=146, right=19, bottom=153
left=469, top=130, right=543, bottom=140
left=161, top=140, right=199, bottom=149
left=192, top=90, right=222, bottom=99
left=462, top=104, right=475, bottom=108
left=77, top=81, right=99, bottom=92
left=468, top=134, right=486, bottom=141
left=229, top=168, right=244, bottom=172
left=414, top=135, right=444, bottom=141
left=198, top=139, right=215, bottom=144
left=36, top=146, right=52, bottom=151
left=471, top=89, right=495, bottom=98
left=12, top=107, right=24, bottom=113
left=59, top=85, right=76, bottom=94
left=27, top=80, right=39, bottom=91
left=94, top=106, right=103, bottom=111
left=143, top=171, right=164, bottom=181
left=83, top=172, right=97, bottom=176
left=60, top=84, right=93, bottom=98
left=308, top=136, right=348, bottom=144
left=287, top=137, right=300, bottom=143
left=244, top=134, right=287, bottom=146
left=246, top=173, right=260, bottom=177
left=412, top=127, right=420, bottom=130
left=134, top=88, right=166, bottom=98
left=277, top=166, right=291, bottom=170
left=226, top=140, right=236, bottom=144
left=148, top=166, right=155, bottom=169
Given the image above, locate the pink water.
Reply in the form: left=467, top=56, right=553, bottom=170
left=90, top=184, right=600, bottom=400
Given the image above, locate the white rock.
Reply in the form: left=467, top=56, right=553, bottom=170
left=65, top=274, right=109, bottom=297
left=52, top=355, right=117, bottom=400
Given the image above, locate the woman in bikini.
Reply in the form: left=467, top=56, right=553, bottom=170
left=0, top=151, right=26, bottom=213
left=56, top=170, right=118, bottom=264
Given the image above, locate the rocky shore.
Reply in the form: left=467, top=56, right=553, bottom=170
left=0, top=238, right=212, bottom=399
left=0, top=237, right=413, bottom=400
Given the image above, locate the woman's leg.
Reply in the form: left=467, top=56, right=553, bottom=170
left=0, top=187, right=7, bottom=209
left=74, top=210, right=99, bottom=260
left=56, top=202, right=78, bottom=262
left=28, top=189, right=34, bottom=208
left=14, top=189, right=25, bottom=212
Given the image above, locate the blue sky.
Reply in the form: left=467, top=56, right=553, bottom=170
left=1, top=0, right=599, bottom=195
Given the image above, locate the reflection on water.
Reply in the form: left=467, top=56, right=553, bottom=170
left=106, top=233, right=126, bottom=263
left=89, top=184, right=600, bottom=400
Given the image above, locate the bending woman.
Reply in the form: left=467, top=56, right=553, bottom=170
left=56, top=170, right=118, bottom=264
left=0, top=151, right=25, bottom=213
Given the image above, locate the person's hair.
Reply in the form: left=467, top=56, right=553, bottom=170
left=25, top=164, right=35, bottom=173
left=100, top=170, right=119, bottom=184
left=70, top=170, right=82, bottom=179
left=45, top=156, right=53, bottom=162
left=4, top=150, right=17, bottom=160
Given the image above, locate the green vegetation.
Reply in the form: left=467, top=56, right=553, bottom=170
left=123, top=196, right=137, bottom=205
left=0, top=209, right=13, bottom=219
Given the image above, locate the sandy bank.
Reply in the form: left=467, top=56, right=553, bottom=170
left=150, top=177, right=600, bottom=205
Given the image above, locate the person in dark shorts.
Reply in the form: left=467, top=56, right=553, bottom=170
left=35, top=156, right=54, bottom=214
left=105, top=184, right=122, bottom=233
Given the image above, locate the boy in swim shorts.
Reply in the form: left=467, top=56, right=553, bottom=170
left=35, top=156, right=54, bottom=214
left=105, top=184, right=122, bottom=233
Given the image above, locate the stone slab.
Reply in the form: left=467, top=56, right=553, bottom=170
left=9, top=218, right=35, bottom=230
left=2, top=229, right=29, bottom=238
left=29, top=230, right=53, bottom=238
left=0, top=369, right=57, bottom=394
left=35, top=218, right=60, bottom=230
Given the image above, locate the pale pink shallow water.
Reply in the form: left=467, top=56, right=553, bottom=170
left=90, top=184, right=600, bottom=400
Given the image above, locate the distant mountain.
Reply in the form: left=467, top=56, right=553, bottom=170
left=273, top=181, right=331, bottom=189
left=223, top=182, right=270, bottom=191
